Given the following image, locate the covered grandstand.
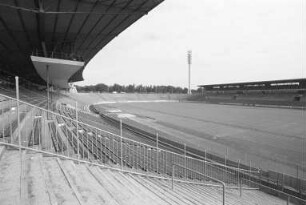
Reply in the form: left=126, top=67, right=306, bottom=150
left=199, top=79, right=306, bottom=92
left=193, top=79, right=306, bottom=108
left=0, top=0, right=163, bottom=87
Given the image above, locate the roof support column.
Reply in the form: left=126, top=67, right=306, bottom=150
left=46, top=65, right=50, bottom=114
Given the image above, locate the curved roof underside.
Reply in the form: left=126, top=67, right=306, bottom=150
left=0, top=0, right=163, bottom=85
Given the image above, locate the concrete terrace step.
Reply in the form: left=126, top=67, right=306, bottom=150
left=0, top=149, right=22, bottom=205
left=129, top=174, right=196, bottom=205
left=60, top=159, right=119, bottom=205
left=23, top=152, right=51, bottom=205
left=144, top=177, right=205, bottom=205
left=89, top=166, right=146, bottom=205
left=116, top=171, right=170, bottom=205
left=42, top=157, right=80, bottom=205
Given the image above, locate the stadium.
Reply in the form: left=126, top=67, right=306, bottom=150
left=0, top=0, right=305, bottom=205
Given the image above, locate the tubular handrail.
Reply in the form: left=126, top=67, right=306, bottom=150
left=172, top=164, right=226, bottom=205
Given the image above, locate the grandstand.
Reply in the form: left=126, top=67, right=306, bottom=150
left=194, top=79, right=306, bottom=108
left=0, top=1, right=305, bottom=205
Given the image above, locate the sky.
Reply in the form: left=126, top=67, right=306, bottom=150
left=76, top=0, right=305, bottom=89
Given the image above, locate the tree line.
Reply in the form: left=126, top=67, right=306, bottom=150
left=76, top=83, right=190, bottom=94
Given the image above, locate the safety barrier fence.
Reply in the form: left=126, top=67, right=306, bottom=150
left=57, top=103, right=261, bottom=187
left=0, top=83, right=257, bottom=187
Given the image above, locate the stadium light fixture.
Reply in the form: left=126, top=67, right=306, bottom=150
left=187, top=50, right=192, bottom=95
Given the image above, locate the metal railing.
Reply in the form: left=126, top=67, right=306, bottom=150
left=60, top=103, right=261, bottom=185
left=172, top=164, right=226, bottom=205
left=0, top=83, right=259, bottom=187
left=32, top=49, right=84, bottom=62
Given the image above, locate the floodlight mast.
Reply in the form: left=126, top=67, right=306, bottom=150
left=187, top=50, right=192, bottom=95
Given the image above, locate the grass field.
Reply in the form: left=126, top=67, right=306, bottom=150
left=98, top=101, right=306, bottom=179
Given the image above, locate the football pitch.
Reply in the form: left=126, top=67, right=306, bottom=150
left=99, top=101, right=306, bottom=179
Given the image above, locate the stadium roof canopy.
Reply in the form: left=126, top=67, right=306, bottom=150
left=199, top=78, right=306, bottom=91
left=0, top=0, right=163, bottom=86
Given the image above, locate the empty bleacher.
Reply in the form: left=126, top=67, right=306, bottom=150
left=189, top=91, right=306, bottom=108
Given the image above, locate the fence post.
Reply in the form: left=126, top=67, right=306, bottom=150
left=46, top=65, right=50, bottom=114
left=172, top=165, right=175, bottom=190
left=296, top=165, right=301, bottom=194
left=120, top=119, right=123, bottom=169
left=146, top=147, right=149, bottom=172
left=204, top=149, right=206, bottom=175
left=282, top=172, right=284, bottom=192
left=225, top=147, right=228, bottom=183
left=9, top=111, right=12, bottom=142
left=66, top=125, right=69, bottom=157
left=237, top=159, right=240, bottom=187
left=15, top=76, right=22, bottom=200
left=75, top=101, right=79, bottom=163
left=156, top=132, right=159, bottom=173
left=287, top=195, right=290, bottom=205
left=258, top=166, right=261, bottom=188
left=95, top=129, right=98, bottom=159
left=249, top=160, right=252, bottom=187
left=240, top=178, right=242, bottom=197
left=15, top=76, right=21, bottom=150
left=184, top=143, right=187, bottom=179
left=87, top=132, right=89, bottom=160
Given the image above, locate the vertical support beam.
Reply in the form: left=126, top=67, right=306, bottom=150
left=184, top=143, right=187, bottom=178
left=46, top=65, right=50, bottom=114
left=237, top=159, right=240, bottom=187
left=156, top=132, right=159, bottom=173
left=87, top=132, right=89, bottom=160
left=75, top=101, right=79, bottom=162
left=172, top=165, right=175, bottom=190
left=249, top=160, right=252, bottom=187
left=9, top=100, right=12, bottom=142
left=188, top=63, right=191, bottom=94
left=240, top=177, right=242, bottom=197
left=287, top=196, right=290, bottom=205
left=187, top=50, right=192, bottom=95
left=282, top=172, right=284, bottom=192
left=222, top=184, right=225, bottom=205
left=15, top=76, right=21, bottom=151
left=15, top=76, right=22, bottom=200
left=66, top=125, right=69, bottom=158
left=120, top=119, right=123, bottom=169
left=297, top=165, right=301, bottom=194
left=225, top=147, right=228, bottom=183
left=204, top=149, right=206, bottom=174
